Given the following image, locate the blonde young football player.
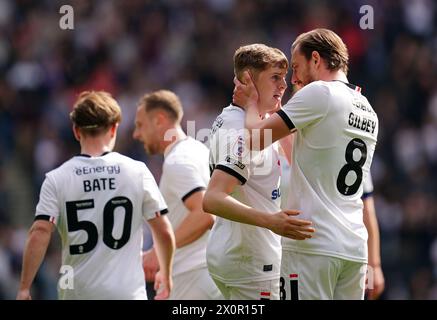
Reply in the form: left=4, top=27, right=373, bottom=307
left=234, top=29, right=379, bottom=299
left=203, top=44, right=315, bottom=300
left=133, top=90, right=222, bottom=300
left=16, top=91, right=175, bottom=300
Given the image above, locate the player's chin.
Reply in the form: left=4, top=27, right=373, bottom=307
left=144, top=145, right=154, bottom=155
left=269, top=99, right=281, bottom=111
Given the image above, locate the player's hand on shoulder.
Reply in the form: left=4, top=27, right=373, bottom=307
left=270, top=210, right=315, bottom=240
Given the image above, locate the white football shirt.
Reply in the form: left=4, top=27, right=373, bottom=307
left=277, top=80, right=378, bottom=262
left=159, top=137, right=210, bottom=277
left=35, top=152, right=168, bottom=299
left=207, top=104, right=282, bottom=284
left=362, top=173, right=374, bottom=199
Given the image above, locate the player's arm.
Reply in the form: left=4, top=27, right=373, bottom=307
left=142, top=246, right=159, bottom=282
left=233, top=71, right=293, bottom=150
left=175, top=190, right=214, bottom=248
left=278, top=134, right=294, bottom=165
left=203, top=169, right=314, bottom=240
left=17, top=219, right=54, bottom=300
left=276, top=85, right=303, bottom=165
left=143, top=191, right=213, bottom=281
left=143, top=191, right=213, bottom=269
left=363, top=195, right=385, bottom=299
left=147, top=214, right=175, bottom=300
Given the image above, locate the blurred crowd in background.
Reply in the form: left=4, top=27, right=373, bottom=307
left=0, top=0, right=436, bottom=299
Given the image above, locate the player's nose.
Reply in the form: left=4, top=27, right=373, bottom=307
left=291, top=72, right=298, bottom=85
left=280, top=77, right=288, bottom=90
left=132, top=129, right=139, bottom=140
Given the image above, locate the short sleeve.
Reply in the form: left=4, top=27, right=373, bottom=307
left=163, top=162, right=206, bottom=202
left=35, top=175, right=60, bottom=224
left=362, top=174, right=374, bottom=199
left=211, top=126, right=250, bottom=185
left=280, top=81, right=330, bottom=130
left=142, top=167, right=168, bottom=220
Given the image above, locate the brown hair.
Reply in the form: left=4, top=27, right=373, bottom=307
left=234, top=44, right=289, bottom=81
left=70, top=91, right=122, bottom=136
left=139, top=90, right=183, bottom=123
left=292, top=28, right=349, bottom=74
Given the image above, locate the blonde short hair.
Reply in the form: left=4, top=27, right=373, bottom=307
left=70, top=91, right=122, bottom=136
left=234, top=44, right=289, bottom=81
left=139, top=90, right=183, bottom=124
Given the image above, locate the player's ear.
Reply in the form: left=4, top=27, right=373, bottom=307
left=312, top=51, right=321, bottom=67
left=110, top=123, right=118, bottom=137
left=72, top=125, right=81, bottom=141
left=155, top=111, right=168, bottom=127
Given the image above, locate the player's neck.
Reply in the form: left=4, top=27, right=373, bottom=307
left=162, top=126, right=187, bottom=156
left=80, top=136, right=114, bottom=157
left=320, top=69, right=348, bottom=83
left=258, top=104, right=274, bottom=118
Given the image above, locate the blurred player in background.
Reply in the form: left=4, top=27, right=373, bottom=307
left=234, top=28, right=379, bottom=299
left=16, top=91, right=175, bottom=300
left=133, top=90, right=222, bottom=300
left=204, top=44, right=314, bottom=300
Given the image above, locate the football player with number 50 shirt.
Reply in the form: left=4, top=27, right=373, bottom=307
left=16, top=91, right=175, bottom=300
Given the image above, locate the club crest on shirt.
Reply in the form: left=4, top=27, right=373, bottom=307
left=232, top=135, right=248, bottom=159
left=211, top=116, right=224, bottom=134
